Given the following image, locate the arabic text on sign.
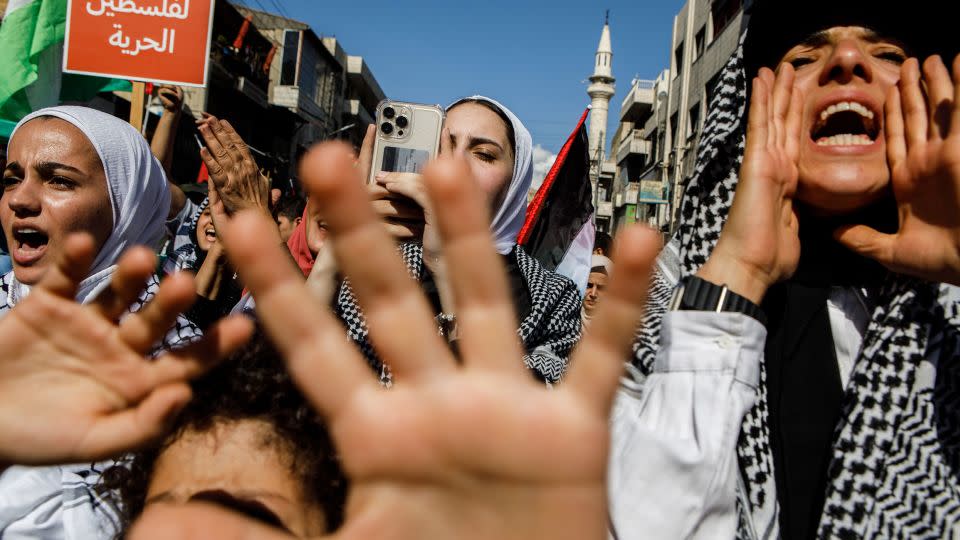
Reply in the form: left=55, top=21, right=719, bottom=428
left=86, top=0, right=190, bottom=19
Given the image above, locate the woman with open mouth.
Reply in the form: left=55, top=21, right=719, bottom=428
left=0, top=105, right=201, bottom=538
left=612, top=1, right=960, bottom=539
left=0, top=106, right=194, bottom=335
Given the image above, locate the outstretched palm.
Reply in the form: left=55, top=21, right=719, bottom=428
left=0, top=237, right=251, bottom=466
left=836, top=55, right=960, bottom=285
left=130, top=144, right=661, bottom=540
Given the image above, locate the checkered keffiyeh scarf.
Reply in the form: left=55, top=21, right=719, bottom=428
left=335, top=242, right=582, bottom=386
left=162, top=197, right=209, bottom=275
left=629, top=33, right=960, bottom=539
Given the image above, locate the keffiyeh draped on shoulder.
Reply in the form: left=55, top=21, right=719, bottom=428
left=336, top=243, right=582, bottom=386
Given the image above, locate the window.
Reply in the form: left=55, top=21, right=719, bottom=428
left=669, top=112, right=679, bottom=148
left=694, top=27, right=706, bottom=60
left=706, top=72, right=722, bottom=111
left=688, top=103, right=701, bottom=140
left=711, top=0, right=743, bottom=38
left=673, top=41, right=684, bottom=75
left=280, top=30, right=300, bottom=85
left=298, top=42, right=320, bottom=101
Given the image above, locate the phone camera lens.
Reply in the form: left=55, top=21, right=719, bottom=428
left=395, top=115, right=409, bottom=128
left=380, top=122, right=394, bottom=135
left=383, top=107, right=396, bottom=119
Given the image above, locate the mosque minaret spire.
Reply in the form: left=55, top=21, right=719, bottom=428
left=587, top=10, right=615, bottom=164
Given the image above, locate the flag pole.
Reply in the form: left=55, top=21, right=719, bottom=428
left=129, top=81, right=146, bottom=132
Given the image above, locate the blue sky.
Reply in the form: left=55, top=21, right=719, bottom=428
left=236, top=0, right=685, bottom=173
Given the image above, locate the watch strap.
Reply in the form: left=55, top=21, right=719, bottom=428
left=670, top=275, right=767, bottom=326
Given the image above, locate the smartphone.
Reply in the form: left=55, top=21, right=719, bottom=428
left=368, top=100, right=444, bottom=183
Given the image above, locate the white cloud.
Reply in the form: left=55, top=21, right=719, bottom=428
left=530, top=144, right=557, bottom=192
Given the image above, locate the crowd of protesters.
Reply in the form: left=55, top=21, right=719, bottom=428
left=0, top=1, right=959, bottom=538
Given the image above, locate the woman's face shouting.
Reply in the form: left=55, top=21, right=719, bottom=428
left=2, top=118, right=112, bottom=285
left=781, top=26, right=908, bottom=214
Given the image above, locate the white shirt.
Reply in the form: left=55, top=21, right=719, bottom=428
left=826, top=287, right=872, bottom=389
left=608, top=311, right=765, bottom=540
left=608, top=288, right=871, bottom=540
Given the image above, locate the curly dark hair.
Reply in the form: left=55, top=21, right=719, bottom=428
left=276, top=194, right=306, bottom=222
left=98, top=331, right=347, bottom=537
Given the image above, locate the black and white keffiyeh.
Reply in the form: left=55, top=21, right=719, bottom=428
left=162, top=197, right=208, bottom=275
left=335, top=242, right=582, bottom=386
left=629, top=32, right=960, bottom=540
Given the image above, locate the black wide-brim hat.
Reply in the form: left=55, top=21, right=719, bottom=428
left=743, top=0, right=959, bottom=77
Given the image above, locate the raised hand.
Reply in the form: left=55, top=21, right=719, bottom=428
left=699, top=64, right=803, bottom=303
left=835, top=55, right=960, bottom=285
left=128, top=142, right=662, bottom=540
left=157, top=85, right=184, bottom=114
left=198, top=115, right=272, bottom=219
left=0, top=235, right=252, bottom=467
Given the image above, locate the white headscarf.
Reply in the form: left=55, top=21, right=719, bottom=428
left=1, top=106, right=170, bottom=306
left=447, top=96, right=533, bottom=255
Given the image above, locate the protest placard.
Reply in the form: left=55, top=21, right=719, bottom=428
left=63, top=0, right=215, bottom=87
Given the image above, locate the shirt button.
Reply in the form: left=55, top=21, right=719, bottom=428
left=716, top=335, right=735, bottom=349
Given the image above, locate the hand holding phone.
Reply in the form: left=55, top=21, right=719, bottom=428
left=368, top=101, right=444, bottom=182
left=366, top=101, right=444, bottom=241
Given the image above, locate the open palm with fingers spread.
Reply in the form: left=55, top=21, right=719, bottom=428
left=0, top=235, right=252, bottom=468
left=836, top=55, right=960, bottom=285
left=128, top=143, right=662, bottom=540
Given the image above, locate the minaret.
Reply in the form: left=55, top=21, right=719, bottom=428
left=587, top=11, right=615, bottom=166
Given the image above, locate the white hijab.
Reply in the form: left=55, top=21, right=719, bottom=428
left=447, top=96, right=533, bottom=255
left=1, top=106, right=170, bottom=307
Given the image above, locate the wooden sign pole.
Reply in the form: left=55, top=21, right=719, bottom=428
left=129, top=81, right=146, bottom=132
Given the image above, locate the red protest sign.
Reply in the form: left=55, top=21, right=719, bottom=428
left=64, top=0, right=216, bottom=87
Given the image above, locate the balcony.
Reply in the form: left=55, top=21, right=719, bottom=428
left=271, top=85, right=333, bottom=127
left=616, top=129, right=652, bottom=164
left=597, top=201, right=613, bottom=218
left=620, top=79, right=655, bottom=123
left=344, top=98, right=374, bottom=126
left=237, top=77, right=268, bottom=108
left=346, top=56, right=386, bottom=114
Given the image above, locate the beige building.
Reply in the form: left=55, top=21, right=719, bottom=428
left=232, top=5, right=385, bottom=152
left=608, top=74, right=666, bottom=232
left=146, top=0, right=385, bottom=185
left=610, top=0, right=749, bottom=236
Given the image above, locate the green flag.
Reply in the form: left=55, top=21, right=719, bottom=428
left=0, top=0, right=130, bottom=125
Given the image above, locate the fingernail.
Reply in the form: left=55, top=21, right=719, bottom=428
left=375, top=172, right=387, bottom=180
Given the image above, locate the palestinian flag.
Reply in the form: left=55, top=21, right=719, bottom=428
left=518, top=108, right=595, bottom=294
left=0, top=0, right=129, bottom=126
